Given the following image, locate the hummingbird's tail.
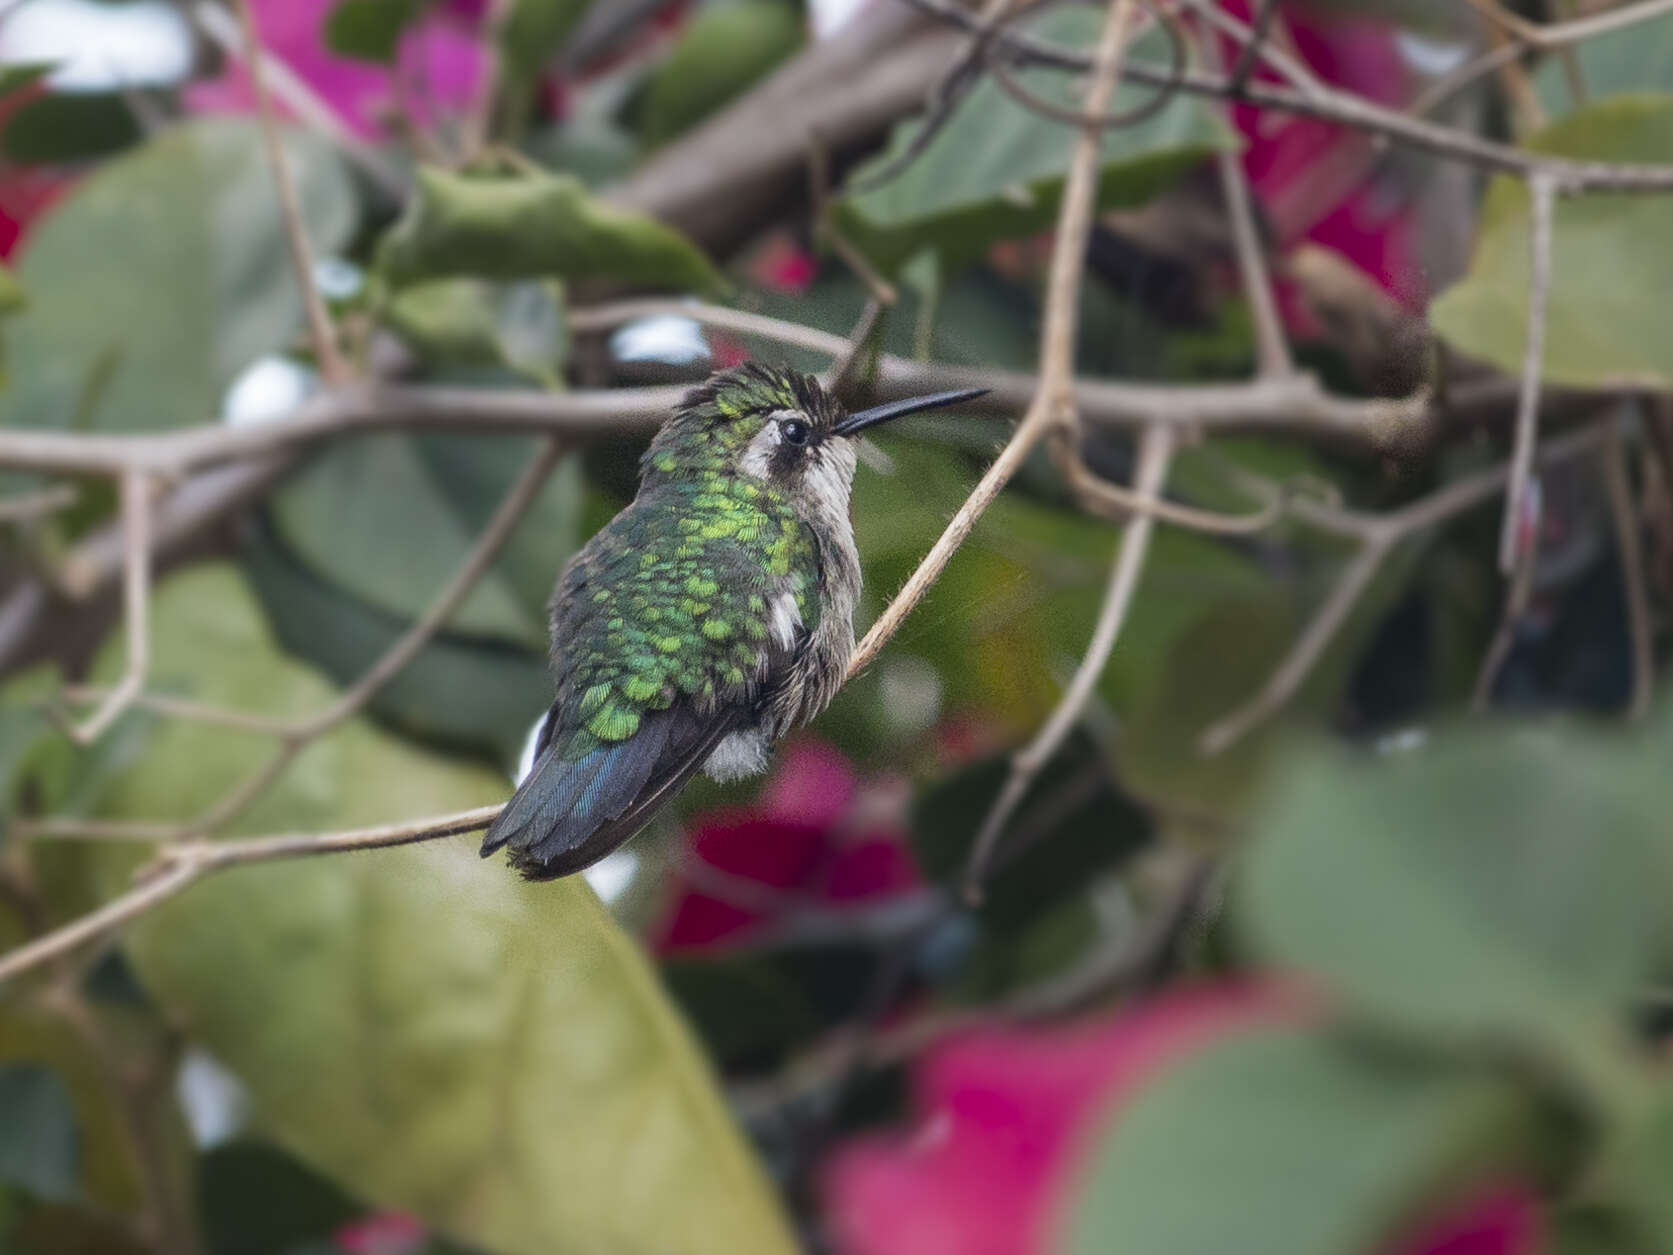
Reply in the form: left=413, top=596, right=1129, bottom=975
left=480, top=705, right=737, bottom=880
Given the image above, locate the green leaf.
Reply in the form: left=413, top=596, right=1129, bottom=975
left=325, top=0, right=430, bottom=63
left=0, top=1065, right=78, bottom=1203
left=265, top=434, right=579, bottom=646
left=84, top=565, right=797, bottom=1255
left=1061, top=1025, right=1548, bottom=1255
left=377, top=166, right=726, bottom=295
left=1238, top=718, right=1673, bottom=1105
left=0, top=119, right=356, bottom=436
left=498, top=0, right=591, bottom=84
left=638, top=1, right=804, bottom=149
left=0, top=63, right=54, bottom=101
left=1430, top=95, right=1673, bottom=390
left=1, top=93, right=139, bottom=165
left=241, top=517, right=550, bottom=763
left=838, top=8, right=1225, bottom=269
left=385, top=277, right=566, bottom=383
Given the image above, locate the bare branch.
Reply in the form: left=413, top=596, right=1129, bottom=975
left=233, top=0, right=349, bottom=385
left=847, top=0, right=1144, bottom=682
left=1500, top=173, right=1558, bottom=572
left=0, top=807, right=501, bottom=986
left=0, top=484, right=77, bottom=525
left=65, top=469, right=150, bottom=745
left=964, top=424, right=1173, bottom=902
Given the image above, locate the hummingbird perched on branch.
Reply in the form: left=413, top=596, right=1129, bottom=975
left=481, top=363, right=986, bottom=880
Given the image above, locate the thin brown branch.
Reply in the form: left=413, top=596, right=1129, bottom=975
left=66, top=469, right=150, bottom=745
left=1501, top=173, right=1558, bottom=572
left=846, top=0, right=1143, bottom=682
left=0, top=806, right=501, bottom=986
left=0, top=484, right=77, bottom=525
left=1473, top=536, right=1538, bottom=710
left=1194, top=9, right=1291, bottom=379
left=1468, top=0, right=1673, bottom=50
left=1602, top=421, right=1654, bottom=722
left=233, top=0, right=349, bottom=386
left=1205, top=421, right=1614, bottom=751
left=964, top=424, right=1173, bottom=902
left=910, top=0, right=1673, bottom=191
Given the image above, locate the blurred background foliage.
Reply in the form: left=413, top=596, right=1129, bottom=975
left=0, top=1, right=1671, bottom=1254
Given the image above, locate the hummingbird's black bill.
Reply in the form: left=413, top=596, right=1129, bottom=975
left=832, top=387, right=990, bottom=437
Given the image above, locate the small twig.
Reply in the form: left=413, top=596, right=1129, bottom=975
left=1224, top=0, right=1275, bottom=96
left=1500, top=173, right=1558, bottom=573
left=0, top=807, right=501, bottom=986
left=1195, top=10, right=1291, bottom=379
left=1473, top=535, right=1539, bottom=711
left=1467, top=0, right=1673, bottom=51
left=1201, top=539, right=1389, bottom=755
left=846, top=0, right=1143, bottom=682
left=807, top=127, right=899, bottom=308
left=821, top=298, right=888, bottom=400
left=0, top=484, right=77, bottom=525
left=66, top=469, right=150, bottom=745
left=1601, top=421, right=1654, bottom=722
left=1205, top=421, right=1614, bottom=752
left=233, top=0, right=349, bottom=386
left=189, top=1, right=406, bottom=198
left=964, top=424, right=1173, bottom=903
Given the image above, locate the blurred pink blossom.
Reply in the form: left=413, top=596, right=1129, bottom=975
left=655, top=737, right=921, bottom=951
left=186, top=0, right=484, bottom=140
left=821, top=983, right=1541, bottom=1255
left=1222, top=1, right=1425, bottom=310
left=332, top=1212, right=426, bottom=1255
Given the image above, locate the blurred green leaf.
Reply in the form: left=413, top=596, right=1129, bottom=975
left=0, top=63, right=54, bottom=100
left=325, top=0, right=429, bottom=63
left=264, top=433, right=580, bottom=646
left=639, top=1, right=804, bottom=148
left=385, top=278, right=566, bottom=383
left=241, top=517, right=549, bottom=764
left=1062, top=1025, right=1548, bottom=1255
left=1430, top=95, right=1673, bottom=390
left=84, top=565, right=797, bottom=1255
left=0, top=263, right=26, bottom=316
left=498, top=0, right=591, bottom=88
left=0, top=118, right=356, bottom=436
left=1535, top=16, right=1673, bottom=113
left=0, top=1064, right=78, bottom=1202
left=838, top=9, right=1225, bottom=269
left=378, top=166, right=726, bottom=295
left=1239, top=717, right=1673, bottom=1104
left=1, top=94, right=139, bottom=165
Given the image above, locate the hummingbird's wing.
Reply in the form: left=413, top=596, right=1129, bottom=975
left=480, top=510, right=812, bottom=881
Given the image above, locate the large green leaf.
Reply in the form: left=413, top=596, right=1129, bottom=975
left=1060, top=1026, right=1547, bottom=1255
left=638, top=1, right=804, bottom=149
left=1430, top=95, right=1673, bottom=390
left=83, top=565, right=796, bottom=1255
left=241, top=517, right=549, bottom=764
left=1238, top=717, right=1673, bottom=1105
left=838, top=9, right=1225, bottom=268
left=384, top=277, right=566, bottom=384
left=376, top=166, right=726, bottom=295
left=0, top=118, right=356, bottom=436
left=266, top=434, right=581, bottom=646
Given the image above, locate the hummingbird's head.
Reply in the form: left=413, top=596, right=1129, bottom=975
left=644, top=363, right=986, bottom=513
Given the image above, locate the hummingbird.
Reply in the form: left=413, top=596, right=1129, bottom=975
left=481, top=363, right=986, bottom=880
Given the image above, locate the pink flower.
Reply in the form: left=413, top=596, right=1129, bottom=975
left=332, top=1212, right=427, bottom=1255
left=186, top=0, right=484, bottom=141
left=654, top=737, right=921, bottom=952
left=1221, top=1, right=1425, bottom=310
left=821, top=983, right=1541, bottom=1255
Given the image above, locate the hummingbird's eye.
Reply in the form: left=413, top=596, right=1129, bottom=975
left=779, top=418, right=810, bottom=447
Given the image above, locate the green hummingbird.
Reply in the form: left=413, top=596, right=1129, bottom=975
left=481, top=363, right=986, bottom=880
